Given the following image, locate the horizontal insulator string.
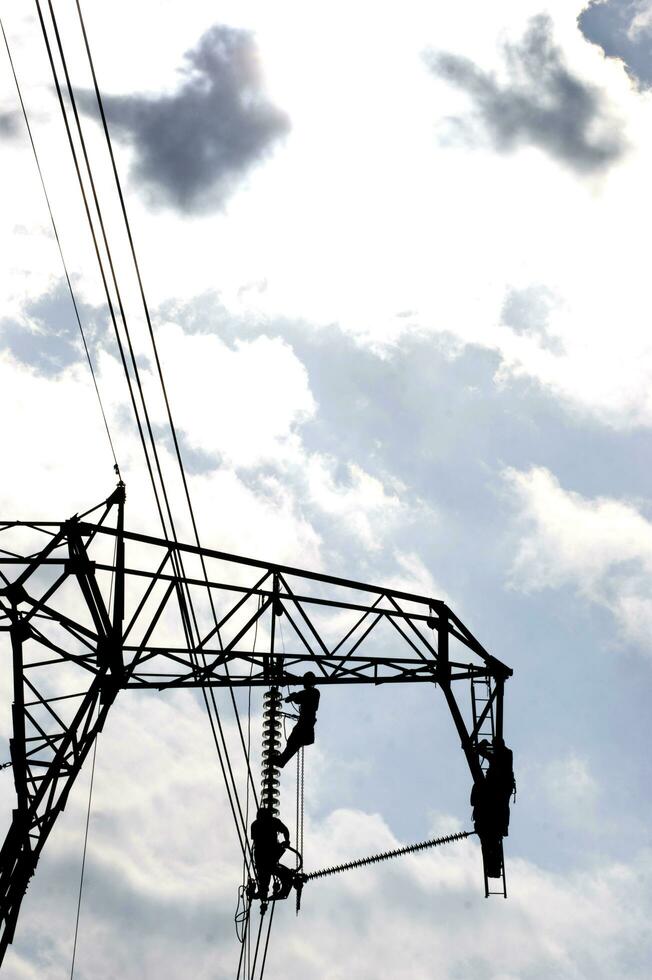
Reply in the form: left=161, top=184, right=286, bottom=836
left=304, top=830, right=474, bottom=881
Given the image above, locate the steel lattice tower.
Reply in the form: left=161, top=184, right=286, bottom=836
left=0, top=486, right=512, bottom=962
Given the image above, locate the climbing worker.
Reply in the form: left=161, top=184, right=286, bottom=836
left=274, top=671, right=320, bottom=769
left=475, top=736, right=515, bottom=835
left=471, top=736, right=515, bottom=877
left=250, top=807, right=295, bottom=903
left=485, top=736, right=515, bottom=836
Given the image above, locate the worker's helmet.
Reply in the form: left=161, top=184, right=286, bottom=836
left=303, top=670, right=316, bottom=686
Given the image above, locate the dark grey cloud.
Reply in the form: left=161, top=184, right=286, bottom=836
left=0, top=111, right=19, bottom=139
left=83, top=25, right=290, bottom=213
left=1, top=286, right=82, bottom=375
left=425, top=14, right=625, bottom=173
left=579, top=0, right=652, bottom=89
left=0, top=283, right=108, bottom=377
left=501, top=285, right=564, bottom=353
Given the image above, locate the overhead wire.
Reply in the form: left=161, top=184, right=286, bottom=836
left=248, top=906, right=268, bottom=980
left=35, top=0, right=172, bottom=539
left=25, top=3, right=282, bottom=964
left=72, top=0, right=260, bottom=819
left=235, top=910, right=250, bottom=980
left=69, top=735, right=97, bottom=979
left=76, top=0, right=262, bottom=821
left=31, top=0, right=168, bottom=536
left=0, top=15, right=120, bottom=478
left=33, top=0, right=255, bottom=869
left=257, top=901, right=276, bottom=980
left=34, top=0, right=252, bottom=866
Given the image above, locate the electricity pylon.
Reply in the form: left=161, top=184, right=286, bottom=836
left=0, top=485, right=512, bottom=962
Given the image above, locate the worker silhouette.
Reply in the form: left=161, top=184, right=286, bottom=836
left=485, top=737, right=514, bottom=835
left=274, top=671, right=320, bottom=769
left=250, top=807, right=295, bottom=902
left=471, top=737, right=515, bottom=877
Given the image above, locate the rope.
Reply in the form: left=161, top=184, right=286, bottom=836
left=69, top=736, right=98, bottom=978
left=234, top=885, right=250, bottom=945
left=300, top=748, right=304, bottom=861
left=304, top=829, right=473, bottom=881
left=296, top=746, right=304, bottom=867
left=295, top=748, right=300, bottom=868
left=0, top=15, right=120, bottom=477
left=295, top=746, right=305, bottom=915
left=243, top=599, right=259, bottom=890
left=235, top=904, right=251, bottom=980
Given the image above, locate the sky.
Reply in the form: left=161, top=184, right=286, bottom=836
left=1, top=0, right=652, bottom=977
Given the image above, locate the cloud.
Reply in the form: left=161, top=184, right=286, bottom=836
left=579, top=0, right=652, bottom=89
left=0, top=691, right=253, bottom=979
left=0, top=282, right=104, bottom=377
left=426, top=14, right=626, bottom=173
left=286, top=809, right=652, bottom=980
left=0, top=111, right=19, bottom=139
left=541, top=752, right=600, bottom=826
left=629, top=0, right=652, bottom=38
left=83, top=25, right=290, bottom=212
left=295, top=456, right=414, bottom=553
left=501, top=285, right=564, bottom=354
left=504, top=465, right=652, bottom=649
left=152, top=322, right=315, bottom=468
left=4, top=731, right=652, bottom=980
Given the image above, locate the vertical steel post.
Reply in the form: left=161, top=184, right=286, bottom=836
left=9, top=626, right=27, bottom=821
left=494, top=675, right=504, bottom=742
left=110, top=482, right=126, bottom=685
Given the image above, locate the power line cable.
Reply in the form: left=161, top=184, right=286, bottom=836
left=235, top=908, right=249, bottom=980
left=38, top=0, right=174, bottom=538
left=257, top=901, right=275, bottom=980
left=74, top=0, right=261, bottom=812
left=32, top=0, right=168, bottom=535
left=72, top=0, right=260, bottom=819
left=33, top=0, right=253, bottom=870
left=0, top=15, right=120, bottom=477
left=69, top=735, right=97, bottom=979
left=1, top=17, right=249, bottom=922
left=249, top=907, right=267, bottom=980
left=37, top=0, right=263, bottom=877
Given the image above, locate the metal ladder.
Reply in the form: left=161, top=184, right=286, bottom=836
left=470, top=675, right=507, bottom=898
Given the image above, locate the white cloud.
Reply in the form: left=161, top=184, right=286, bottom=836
left=504, top=465, right=652, bottom=648
left=153, top=322, right=316, bottom=468
left=541, top=752, right=599, bottom=827
left=302, top=457, right=408, bottom=552
left=5, top=787, right=650, bottom=979
left=2, top=2, right=652, bottom=975
left=278, top=807, right=651, bottom=980
left=5, top=0, right=652, bottom=429
left=385, top=551, right=452, bottom=604
left=629, top=1, right=652, bottom=40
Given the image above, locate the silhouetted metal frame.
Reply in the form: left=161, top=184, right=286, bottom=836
left=0, top=489, right=512, bottom=962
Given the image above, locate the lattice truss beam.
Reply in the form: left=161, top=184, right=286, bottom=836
left=0, top=488, right=512, bottom=961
